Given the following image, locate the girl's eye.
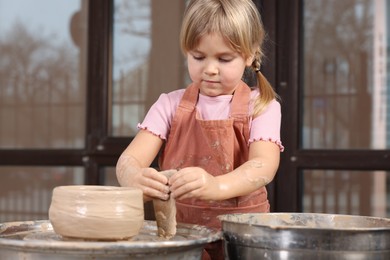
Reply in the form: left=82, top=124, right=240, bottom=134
left=193, top=55, right=204, bottom=61
left=219, top=58, right=232, bottom=62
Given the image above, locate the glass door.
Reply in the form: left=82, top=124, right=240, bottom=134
left=275, top=0, right=390, bottom=217
left=0, top=0, right=89, bottom=222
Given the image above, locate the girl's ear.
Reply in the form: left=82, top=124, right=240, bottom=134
left=245, top=54, right=254, bottom=67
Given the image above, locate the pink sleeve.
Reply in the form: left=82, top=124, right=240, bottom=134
left=249, top=99, right=284, bottom=151
left=137, top=89, right=184, bottom=140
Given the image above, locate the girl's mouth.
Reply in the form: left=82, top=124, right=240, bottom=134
left=203, top=79, right=219, bottom=84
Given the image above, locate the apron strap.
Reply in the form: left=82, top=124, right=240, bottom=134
left=177, top=84, right=199, bottom=112
left=230, top=81, right=251, bottom=118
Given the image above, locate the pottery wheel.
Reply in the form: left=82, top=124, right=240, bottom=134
left=22, top=228, right=188, bottom=242
left=0, top=220, right=221, bottom=256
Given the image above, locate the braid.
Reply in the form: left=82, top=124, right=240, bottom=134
left=251, top=51, right=262, bottom=73
left=250, top=51, right=279, bottom=117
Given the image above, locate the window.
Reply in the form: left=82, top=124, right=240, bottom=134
left=111, top=0, right=186, bottom=137
left=0, top=0, right=88, bottom=149
left=302, top=0, right=389, bottom=150
left=0, top=0, right=88, bottom=222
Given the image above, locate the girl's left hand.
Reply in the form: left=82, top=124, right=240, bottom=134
left=168, top=167, right=221, bottom=201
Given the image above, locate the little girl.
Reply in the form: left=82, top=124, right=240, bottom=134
left=116, top=0, right=283, bottom=258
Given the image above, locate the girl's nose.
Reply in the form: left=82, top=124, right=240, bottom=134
left=204, top=60, right=218, bottom=75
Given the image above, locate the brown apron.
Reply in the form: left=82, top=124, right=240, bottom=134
left=159, top=82, right=269, bottom=259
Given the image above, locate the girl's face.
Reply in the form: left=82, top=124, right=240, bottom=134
left=187, top=33, right=253, bottom=96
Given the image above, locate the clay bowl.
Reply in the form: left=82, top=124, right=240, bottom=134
left=49, top=185, right=144, bottom=240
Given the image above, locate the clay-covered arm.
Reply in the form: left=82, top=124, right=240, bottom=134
left=116, top=130, right=169, bottom=201
left=169, top=140, right=280, bottom=201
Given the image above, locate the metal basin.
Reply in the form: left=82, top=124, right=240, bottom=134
left=219, top=212, right=390, bottom=260
left=0, top=220, right=221, bottom=260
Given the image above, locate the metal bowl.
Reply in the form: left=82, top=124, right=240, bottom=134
left=219, top=212, right=390, bottom=260
left=0, top=220, right=222, bottom=260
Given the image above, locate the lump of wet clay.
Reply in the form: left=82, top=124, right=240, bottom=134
left=153, top=170, right=177, bottom=239
left=49, top=185, right=144, bottom=240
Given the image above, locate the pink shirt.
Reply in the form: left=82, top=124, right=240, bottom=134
left=138, top=88, right=284, bottom=151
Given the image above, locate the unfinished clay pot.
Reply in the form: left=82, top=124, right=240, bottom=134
left=49, top=185, right=144, bottom=240
left=153, top=169, right=177, bottom=239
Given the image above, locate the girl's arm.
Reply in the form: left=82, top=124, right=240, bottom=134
left=215, top=140, right=280, bottom=200
left=169, top=140, right=280, bottom=201
left=116, top=130, right=170, bottom=201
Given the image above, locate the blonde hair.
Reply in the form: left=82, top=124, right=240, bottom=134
left=180, top=0, right=278, bottom=116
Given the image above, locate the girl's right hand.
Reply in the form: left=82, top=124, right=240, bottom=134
left=132, top=167, right=170, bottom=201
left=116, top=130, right=166, bottom=201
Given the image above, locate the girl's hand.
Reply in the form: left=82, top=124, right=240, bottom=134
left=169, top=167, right=221, bottom=201
left=116, top=130, right=167, bottom=201
left=122, top=166, right=170, bottom=201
